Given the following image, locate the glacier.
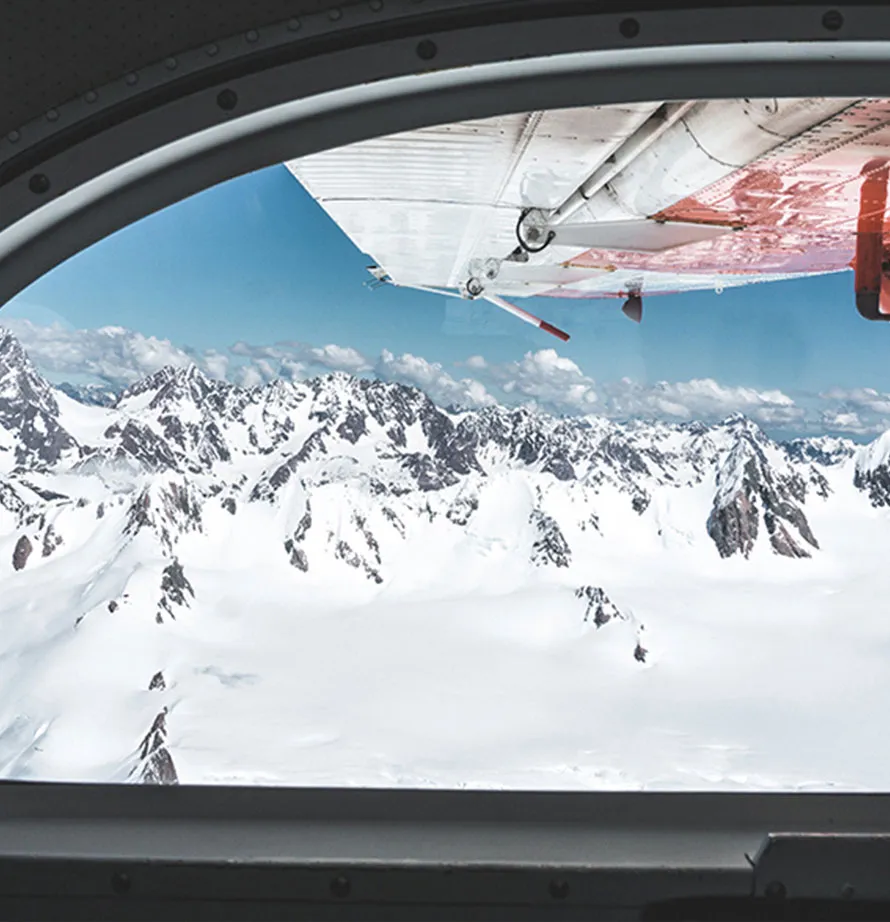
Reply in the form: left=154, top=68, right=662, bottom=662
left=0, top=328, right=888, bottom=790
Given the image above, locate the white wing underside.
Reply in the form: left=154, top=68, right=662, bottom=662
left=285, top=98, right=858, bottom=302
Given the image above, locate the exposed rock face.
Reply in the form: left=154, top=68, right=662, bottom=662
left=337, top=408, right=367, bottom=444
left=156, top=559, right=194, bottom=623
left=381, top=506, right=405, bottom=537
left=334, top=539, right=383, bottom=584
left=808, top=467, right=831, bottom=499
left=530, top=510, right=571, bottom=568
left=854, top=432, right=890, bottom=508
left=12, top=535, right=32, bottom=571
left=102, top=420, right=180, bottom=472
left=285, top=542, right=309, bottom=571
left=543, top=455, right=575, bottom=481
left=0, top=483, right=25, bottom=517
left=708, top=483, right=759, bottom=559
left=855, top=463, right=890, bottom=508
left=785, top=436, right=855, bottom=467
left=284, top=507, right=312, bottom=571
left=41, top=525, right=62, bottom=558
left=400, top=453, right=458, bottom=492
left=447, top=491, right=479, bottom=526
left=575, top=585, right=647, bottom=663
left=125, top=480, right=203, bottom=553
left=132, top=708, right=178, bottom=784
left=707, top=424, right=818, bottom=559
left=575, top=586, right=623, bottom=628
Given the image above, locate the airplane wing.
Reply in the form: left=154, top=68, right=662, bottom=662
left=285, top=97, right=890, bottom=336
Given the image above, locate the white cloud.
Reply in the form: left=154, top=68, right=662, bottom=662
left=821, top=387, right=890, bottom=416
left=603, top=377, right=802, bottom=426
left=376, top=350, right=495, bottom=408
left=5, top=321, right=309, bottom=390
left=2, top=319, right=194, bottom=385
left=817, top=388, right=890, bottom=435
left=202, top=350, right=230, bottom=381
left=303, top=343, right=371, bottom=374
left=234, top=364, right=265, bottom=389
left=231, top=340, right=371, bottom=379
left=480, top=349, right=599, bottom=412
left=819, top=409, right=876, bottom=434
left=465, top=350, right=800, bottom=425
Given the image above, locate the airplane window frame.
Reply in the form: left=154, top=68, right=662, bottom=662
left=4, top=3, right=890, bottom=302
left=4, top=1, right=890, bottom=917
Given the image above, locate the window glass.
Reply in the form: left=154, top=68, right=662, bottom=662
left=2, top=98, right=889, bottom=789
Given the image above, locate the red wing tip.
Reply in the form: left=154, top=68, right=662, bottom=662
left=540, top=320, right=570, bottom=342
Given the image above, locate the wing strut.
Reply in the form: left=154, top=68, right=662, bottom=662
left=482, top=293, right=570, bottom=342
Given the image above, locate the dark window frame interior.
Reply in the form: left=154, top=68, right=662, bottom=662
left=3, top=2, right=890, bottom=917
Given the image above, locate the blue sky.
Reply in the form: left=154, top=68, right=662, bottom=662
left=5, top=163, right=890, bottom=437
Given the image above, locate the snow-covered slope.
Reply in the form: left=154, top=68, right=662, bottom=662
left=0, top=329, right=887, bottom=790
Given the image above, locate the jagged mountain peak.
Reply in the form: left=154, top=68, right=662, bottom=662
left=117, top=365, right=183, bottom=401
left=717, top=412, right=770, bottom=442
left=0, top=328, right=30, bottom=364
left=0, top=328, right=79, bottom=470
left=0, top=327, right=59, bottom=415
left=712, top=429, right=768, bottom=505
left=117, top=363, right=223, bottom=410
left=708, top=427, right=818, bottom=559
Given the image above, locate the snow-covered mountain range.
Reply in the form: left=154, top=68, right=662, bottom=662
left=1, top=328, right=889, bottom=790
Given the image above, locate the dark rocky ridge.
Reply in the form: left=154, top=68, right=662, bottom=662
left=132, top=708, right=178, bottom=784
left=576, top=586, right=624, bottom=627
left=12, top=535, right=32, bottom=571
left=707, top=425, right=819, bottom=559
left=530, top=510, right=571, bottom=568
left=157, top=559, right=194, bottom=623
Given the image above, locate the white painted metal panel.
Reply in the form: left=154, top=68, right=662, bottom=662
left=552, top=219, right=733, bottom=253
left=285, top=103, right=659, bottom=292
